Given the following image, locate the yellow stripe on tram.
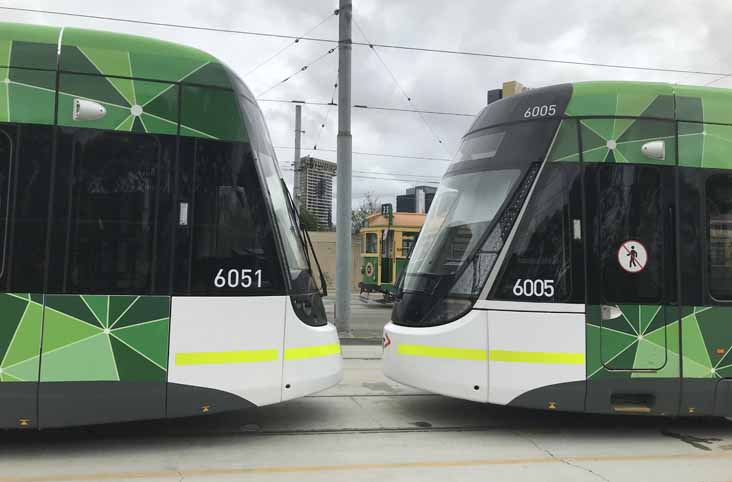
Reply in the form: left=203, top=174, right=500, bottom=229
left=489, top=350, right=585, bottom=365
left=396, top=344, right=584, bottom=365
left=397, top=344, right=488, bottom=361
left=285, top=343, right=341, bottom=360
left=175, top=349, right=279, bottom=366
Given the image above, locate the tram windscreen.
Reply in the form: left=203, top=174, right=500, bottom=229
left=403, top=169, right=521, bottom=290
left=236, top=92, right=315, bottom=292
left=394, top=120, right=560, bottom=326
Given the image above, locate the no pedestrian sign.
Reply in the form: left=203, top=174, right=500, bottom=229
left=617, top=240, right=647, bottom=274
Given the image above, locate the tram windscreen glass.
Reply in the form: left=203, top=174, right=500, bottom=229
left=393, top=119, right=560, bottom=326
left=238, top=94, right=314, bottom=292
left=403, top=169, right=521, bottom=292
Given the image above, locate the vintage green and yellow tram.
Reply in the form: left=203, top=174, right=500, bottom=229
left=359, top=208, right=424, bottom=302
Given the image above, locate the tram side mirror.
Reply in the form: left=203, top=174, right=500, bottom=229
left=73, top=98, right=107, bottom=121
left=641, top=140, right=665, bottom=161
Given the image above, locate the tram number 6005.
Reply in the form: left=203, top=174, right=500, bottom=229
left=512, top=279, right=554, bottom=298
left=523, top=104, right=557, bottom=119
left=214, top=268, right=263, bottom=288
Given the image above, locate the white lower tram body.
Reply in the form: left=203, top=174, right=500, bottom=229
left=383, top=301, right=585, bottom=405
left=168, top=296, right=342, bottom=407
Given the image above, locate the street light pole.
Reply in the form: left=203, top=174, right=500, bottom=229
left=335, top=0, right=352, bottom=333
left=293, top=104, right=302, bottom=210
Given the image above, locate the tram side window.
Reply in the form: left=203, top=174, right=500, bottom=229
left=706, top=174, right=732, bottom=300
left=492, top=164, right=579, bottom=301
left=9, top=126, right=54, bottom=292
left=0, top=128, right=11, bottom=282
left=365, top=233, right=377, bottom=253
left=175, top=139, right=285, bottom=295
left=55, top=130, right=175, bottom=294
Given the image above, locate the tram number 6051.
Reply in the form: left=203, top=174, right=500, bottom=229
left=214, top=268, right=263, bottom=288
left=512, top=279, right=554, bottom=298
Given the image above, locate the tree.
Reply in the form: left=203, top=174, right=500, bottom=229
left=352, top=192, right=381, bottom=233
left=299, top=206, right=321, bottom=232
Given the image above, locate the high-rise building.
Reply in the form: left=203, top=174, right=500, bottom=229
left=294, top=156, right=337, bottom=229
left=397, top=185, right=437, bottom=214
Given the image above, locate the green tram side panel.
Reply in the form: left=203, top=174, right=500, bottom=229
left=586, top=305, right=732, bottom=381
left=39, top=295, right=170, bottom=382
left=551, top=82, right=677, bottom=166
left=0, top=22, right=60, bottom=125
left=59, top=27, right=245, bottom=141
left=586, top=304, right=678, bottom=380
left=0, top=22, right=60, bottom=70
left=0, top=23, right=248, bottom=140
left=0, top=294, right=42, bottom=382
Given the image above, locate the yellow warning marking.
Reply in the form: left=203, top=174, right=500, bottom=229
left=397, top=344, right=487, bottom=360
left=397, top=345, right=584, bottom=364
left=175, top=349, right=278, bottom=366
left=4, top=452, right=732, bottom=481
left=489, top=350, right=585, bottom=365
left=285, top=343, right=341, bottom=360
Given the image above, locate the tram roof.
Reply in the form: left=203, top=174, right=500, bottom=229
left=566, top=81, right=732, bottom=124
left=0, top=22, right=262, bottom=141
left=0, top=21, right=236, bottom=88
left=473, top=81, right=732, bottom=133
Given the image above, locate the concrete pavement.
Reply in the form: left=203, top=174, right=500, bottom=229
left=2, top=345, right=732, bottom=481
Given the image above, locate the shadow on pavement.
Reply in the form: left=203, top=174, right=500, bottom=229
left=1, top=394, right=731, bottom=455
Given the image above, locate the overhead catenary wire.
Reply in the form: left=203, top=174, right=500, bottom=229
left=280, top=162, right=443, bottom=180
left=256, top=46, right=338, bottom=96
left=1, top=6, right=728, bottom=79
left=281, top=167, right=440, bottom=184
left=705, top=75, right=730, bottom=87
left=275, top=145, right=451, bottom=162
left=242, top=10, right=337, bottom=79
left=308, top=78, right=339, bottom=154
left=353, top=16, right=446, bottom=151
left=258, top=98, right=475, bottom=117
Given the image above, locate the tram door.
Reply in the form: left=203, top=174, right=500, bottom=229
left=381, top=230, right=394, bottom=284
left=584, top=161, right=680, bottom=414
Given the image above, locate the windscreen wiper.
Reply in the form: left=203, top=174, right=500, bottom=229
left=281, top=180, right=328, bottom=297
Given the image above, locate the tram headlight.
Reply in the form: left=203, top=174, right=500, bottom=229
left=291, top=292, right=328, bottom=327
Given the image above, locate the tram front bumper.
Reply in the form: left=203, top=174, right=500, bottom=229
left=382, top=310, right=490, bottom=403
left=383, top=303, right=587, bottom=406
left=281, top=317, right=343, bottom=402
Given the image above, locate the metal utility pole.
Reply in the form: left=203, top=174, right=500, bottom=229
left=293, top=104, right=302, bottom=210
left=335, top=0, right=352, bottom=333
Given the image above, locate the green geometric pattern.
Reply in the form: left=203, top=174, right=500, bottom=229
left=0, top=294, right=170, bottom=383
left=0, top=22, right=248, bottom=142
left=678, top=122, right=732, bottom=169
left=681, top=306, right=732, bottom=379
left=40, top=295, right=170, bottom=382
left=550, top=90, right=677, bottom=166
left=0, top=293, right=42, bottom=382
left=587, top=304, right=677, bottom=380
left=565, top=82, right=675, bottom=120
left=546, top=119, right=579, bottom=163
left=586, top=305, right=732, bottom=380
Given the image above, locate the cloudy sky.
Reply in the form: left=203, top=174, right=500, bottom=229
left=4, top=0, right=732, bottom=211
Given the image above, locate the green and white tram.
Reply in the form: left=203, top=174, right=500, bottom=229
left=0, top=22, right=341, bottom=429
left=384, top=80, right=732, bottom=416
